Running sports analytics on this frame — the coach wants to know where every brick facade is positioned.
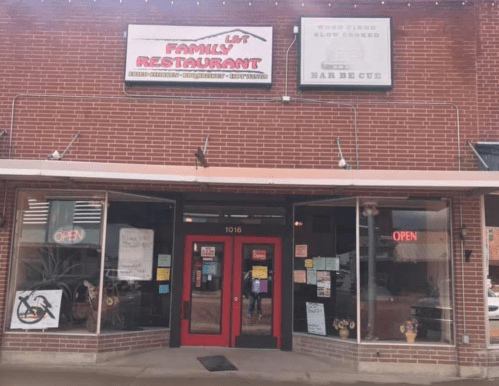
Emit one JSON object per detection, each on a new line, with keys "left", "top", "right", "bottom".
{"left": 0, "top": 0, "right": 498, "bottom": 376}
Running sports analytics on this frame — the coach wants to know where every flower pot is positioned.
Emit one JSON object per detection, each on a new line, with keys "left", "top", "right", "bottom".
{"left": 405, "top": 330, "right": 417, "bottom": 343}
{"left": 339, "top": 327, "right": 350, "bottom": 340}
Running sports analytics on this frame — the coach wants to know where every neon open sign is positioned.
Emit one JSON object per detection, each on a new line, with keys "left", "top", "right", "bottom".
{"left": 392, "top": 231, "right": 418, "bottom": 242}
{"left": 53, "top": 226, "right": 86, "bottom": 245}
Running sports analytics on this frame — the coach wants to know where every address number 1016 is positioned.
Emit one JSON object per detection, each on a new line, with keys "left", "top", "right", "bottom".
{"left": 225, "top": 226, "right": 242, "bottom": 234}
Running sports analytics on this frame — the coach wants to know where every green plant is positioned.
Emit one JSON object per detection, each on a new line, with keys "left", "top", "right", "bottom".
{"left": 22, "top": 247, "right": 82, "bottom": 302}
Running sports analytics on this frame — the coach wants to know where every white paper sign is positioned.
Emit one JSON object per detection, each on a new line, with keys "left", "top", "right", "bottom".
{"left": 307, "top": 268, "right": 317, "bottom": 285}
{"left": 118, "top": 228, "right": 154, "bottom": 280}
{"left": 11, "top": 290, "right": 63, "bottom": 329}
{"left": 158, "top": 254, "right": 171, "bottom": 267}
{"left": 300, "top": 17, "right": 392, "bottom": 89}
{"left": 325, "top": 257, "right": 340, "bottom": 271}
{"left": 313, "top": 257, "right": 326, "bottom": 271}
{"left": 306, "top": 302, "right": 326, "bottom": 336}
{"left": 126, "top": 25, "right": 273, "bottom": 85}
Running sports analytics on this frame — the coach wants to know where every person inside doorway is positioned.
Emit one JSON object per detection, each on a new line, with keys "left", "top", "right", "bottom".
{"left": 244, "top": 270, "right": 262, "bottom": 319}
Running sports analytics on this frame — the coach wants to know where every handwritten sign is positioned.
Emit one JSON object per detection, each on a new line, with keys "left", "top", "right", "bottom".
{"left": 118, "top": 228, "right": 154, "bottom": 281}
{"left": 306, "top": 302, "right": 326, "bottom": 336}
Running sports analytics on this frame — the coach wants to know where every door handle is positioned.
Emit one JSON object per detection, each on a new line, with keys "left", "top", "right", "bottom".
{"left": 234, "top": 297, "right": 239, "bottom": 302}
{"left": 183, "top": 301, "right": 190, "bottom": 319}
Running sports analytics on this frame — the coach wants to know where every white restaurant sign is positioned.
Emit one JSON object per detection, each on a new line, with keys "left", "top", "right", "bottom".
{"left": 125, "top": 25, "right": 273, "bottom": 85}
{"left": 299, "top": 17, "right": 392, "bottom": 89}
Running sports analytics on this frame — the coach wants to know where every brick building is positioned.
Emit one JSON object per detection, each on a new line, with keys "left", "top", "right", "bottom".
{"left": 1, "top": 0, "right": 499, "bottom": 378}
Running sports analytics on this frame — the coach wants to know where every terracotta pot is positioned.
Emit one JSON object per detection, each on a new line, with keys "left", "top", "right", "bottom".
{"left": 405, "top": 330, "right": 417, "bottom": 343}
{"left": 339, "top": 327, "right": 350, "bottom": 340}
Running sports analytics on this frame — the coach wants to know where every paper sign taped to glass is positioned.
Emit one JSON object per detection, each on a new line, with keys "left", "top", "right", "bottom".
{"left": 157, "top": 254, "right": 171, "bottom": 267}
{"left": 325, "top": 257, "right": 339, "bottom": 271}
{"left": 295, "top": 244, "right": 308, "bottom": 258}
{"left": 313, "top": 257, "right": 326, "bottom": 270}
{"left": 156, "top": 268, "right": 170, "bottom": 281}
{"left": 307, "top": 268, "right": 317, "bottom": 285}
{"left": 306, "top": 302, "right": 326, "bottom": 336}
{"left": 201, "top": 246, "right": 216, "bottom": 258}
{"left": 10, "top": 290, "right": 63, "bottom": 329}
{"left": 304, "top": 259, "right": 313, "bottom": 268}
{"left": 159, "top": 284, "right": 170, "bottom": 294}
{"left": 252, "top": 266, "right": 268, "bottom": 279}
{"left": 202, "top": 262, "right": 218, "bottom": 276}
{"left": 118, "top": 228, "right": 154, "bottom": 281}
{"left": 317, "top": 271, "right": 331, "bottom": 298}
{"left": 294, "top": 270, "right": 307, "bottom": 283}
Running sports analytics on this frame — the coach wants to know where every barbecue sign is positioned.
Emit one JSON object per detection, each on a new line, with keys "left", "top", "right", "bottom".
{"left": 10, "top": 290, "right": 63, "bottom": 329}
{"left": 125, "top": 25, "right": 273, "bottom": 85}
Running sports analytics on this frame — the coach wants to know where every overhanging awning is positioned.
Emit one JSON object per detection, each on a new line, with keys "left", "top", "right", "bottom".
{"left": 0, "top": 159, "right": 498, "bottom": 193}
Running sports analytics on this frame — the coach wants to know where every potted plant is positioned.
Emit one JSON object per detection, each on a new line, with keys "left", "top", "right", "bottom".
{"left": 333, "top": 317, "right": 356, "bottom": 340}
{"left": 400, "top": 318, "right": 419, "bottom": 343}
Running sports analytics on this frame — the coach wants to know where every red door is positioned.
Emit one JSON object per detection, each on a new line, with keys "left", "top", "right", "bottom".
{"left": 180, "top": 235, "right": 282, "bottom": 348}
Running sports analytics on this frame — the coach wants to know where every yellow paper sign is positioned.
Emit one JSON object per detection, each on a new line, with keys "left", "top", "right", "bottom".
{"left": 304, "top": 259, "right": 313, "bottom": 268}
{"left": 252, "top": 266, "right": 268, "bottom": 279}
{"left": 157, "top": 268, "right": 170, "bottom": 281}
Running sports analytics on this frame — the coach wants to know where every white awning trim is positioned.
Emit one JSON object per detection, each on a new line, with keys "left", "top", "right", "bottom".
{"left": 0, "top": 159, "right": 498, "bottom": 190}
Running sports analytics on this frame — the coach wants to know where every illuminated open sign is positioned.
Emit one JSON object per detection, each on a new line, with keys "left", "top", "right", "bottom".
{"left": 53, "top": 226, "right": 86, "bottom": 245}
{"left": 392, "top": 231, "right": 418, "bottom": 242}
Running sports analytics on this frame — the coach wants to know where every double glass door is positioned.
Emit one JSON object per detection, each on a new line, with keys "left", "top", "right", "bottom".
{"left": 180, "top": 235, "right": 282, "bottom": 348}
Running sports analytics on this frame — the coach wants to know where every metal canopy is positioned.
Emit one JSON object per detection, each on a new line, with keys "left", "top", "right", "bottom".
{"left": 0, "top": 159, "right": 498, "bottom": 192}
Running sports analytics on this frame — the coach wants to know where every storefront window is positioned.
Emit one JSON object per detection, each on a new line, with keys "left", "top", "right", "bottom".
{"left": 6, "top": 191, "right": 104, "bottom": 333}
{"left": 293, "top": 200, "right": 357, "bottom": 340}
{"left": 101, "top": 195, "right": 174, "bottom": 332}
{"left": 485, "top": 195, "right": 499, "bottom": 345}
{"left": 5, "top": 190, "right": 175, "bottom": 335}
{"left": 359, "top": 200, "right": 453, "bottom": 344}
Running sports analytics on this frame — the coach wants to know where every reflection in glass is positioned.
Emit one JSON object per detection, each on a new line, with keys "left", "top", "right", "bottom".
{"left": 485, "top": 193, "right": 499, "bottom": 345}
{"left": 359, "top": 202, "right": 453, "bottom": 343}
{"left": 189, "top": 243, "right": 224, "bottom": 334}
{"left": 241, "top": 244, "right": 273, "bottom": 335}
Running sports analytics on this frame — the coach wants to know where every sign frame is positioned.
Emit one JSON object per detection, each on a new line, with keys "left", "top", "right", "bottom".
{"left": 125, "top": 24, "right": 274, "bottom": 87}
{"left": 298, "top": 16, "right": 393, "bottom": 91}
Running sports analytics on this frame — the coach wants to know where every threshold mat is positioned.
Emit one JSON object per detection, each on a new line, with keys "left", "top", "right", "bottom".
{"left": 197, "top": 355, "right": 238, "bottom": 372}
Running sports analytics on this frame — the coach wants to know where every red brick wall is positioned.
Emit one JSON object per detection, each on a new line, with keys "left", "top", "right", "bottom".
{"left": 0, "top": 1, "right": 480, "bottom": 170}
{"left": 477, "top": 1, "right": 499, "bottom": 142}
{"left": 293, "top": 333, "right": 359, "bottom": 366}
{"left": 1, "top": 330, "right": 169, "bottom": 356}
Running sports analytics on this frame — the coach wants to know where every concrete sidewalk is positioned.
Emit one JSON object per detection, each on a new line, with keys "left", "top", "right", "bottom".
{"left": 0, "top": 347, "right": 462, "bottom": 385}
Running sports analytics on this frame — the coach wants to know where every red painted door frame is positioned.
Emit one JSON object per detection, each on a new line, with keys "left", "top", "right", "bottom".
{"left": 231, "top": 236, "right": 282, "bottom": 348}
{"left": 180, "top": 235, "right": 233, "bottom": 346}
{"left": 180, "top": 235, "right": 282, "bottom": 348}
